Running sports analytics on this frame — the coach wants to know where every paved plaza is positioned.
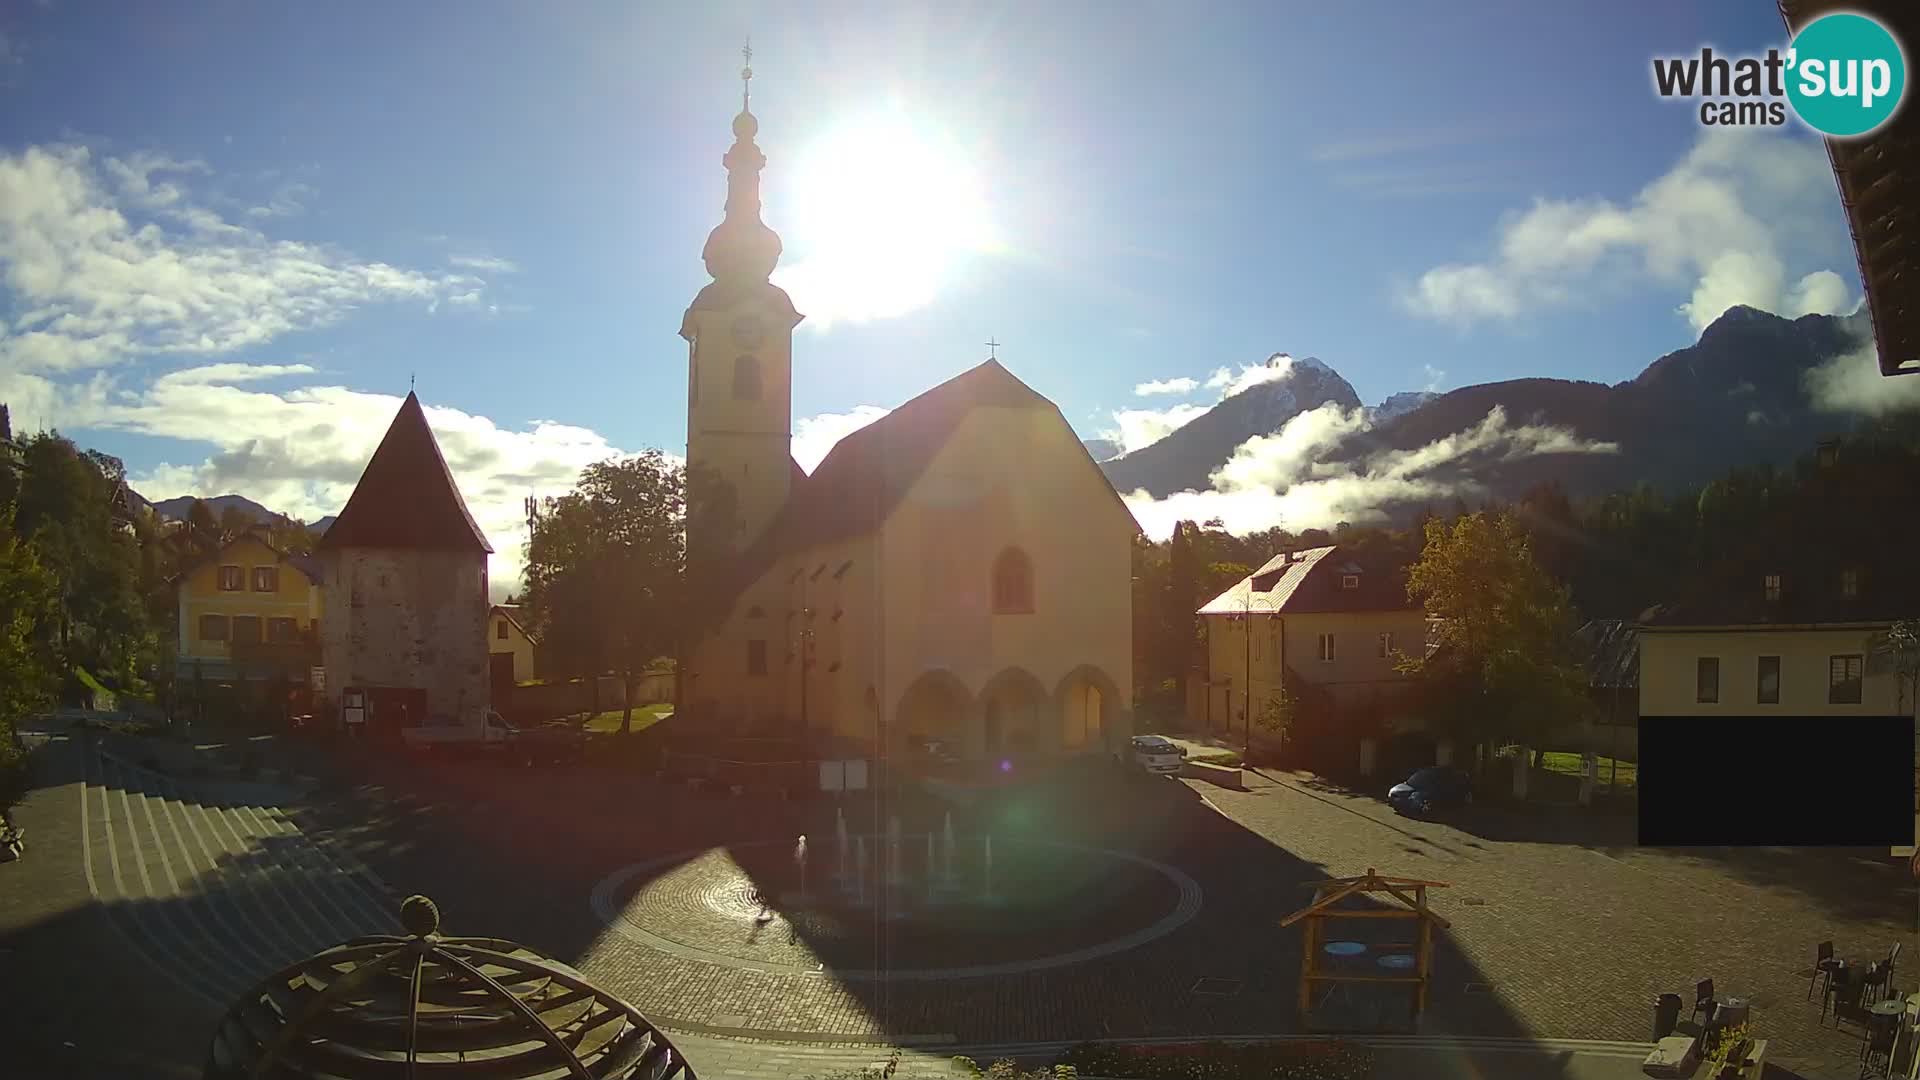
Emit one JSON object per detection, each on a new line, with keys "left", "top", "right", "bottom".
{"left": 2, "top": 726, "right": 1914, "bottom": 1079}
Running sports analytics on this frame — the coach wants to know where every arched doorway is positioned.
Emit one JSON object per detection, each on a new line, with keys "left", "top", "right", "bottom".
{"left": 1055, "top": 665, "right": 1124, "bottom": 755}
{"left": 895, "top": 671, "right": 970, "bottom": 757}
{"left": 980, "top": 668, "right": 1048, "bottom": 757}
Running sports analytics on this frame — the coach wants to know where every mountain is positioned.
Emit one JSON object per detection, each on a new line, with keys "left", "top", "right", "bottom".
{"left": 1081, "top": 438, "right": 1121, "bottom": 463}
{"left": 1100, "top": 354, "right": 1365, "bottom": 495}
{"left": 141, "top": 493, "right": 327, "bottom": 531}
{"left": 1099, "top": 307, "right": 1877, "bottom": 516}
{"left": 1370, "top": 391, "right": 1438, "bottom": 424}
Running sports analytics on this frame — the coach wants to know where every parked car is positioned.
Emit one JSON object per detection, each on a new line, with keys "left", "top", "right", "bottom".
{"left": 1130, "top": 735, "right": 1187, "bottom": 777}
{"left": 1387, "top": 766, "right": 1475, "bottom": 817}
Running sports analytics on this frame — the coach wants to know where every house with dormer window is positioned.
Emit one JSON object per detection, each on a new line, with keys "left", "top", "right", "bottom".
{"left": 1193, "top": 545, "right": 1425, "bottom": 742}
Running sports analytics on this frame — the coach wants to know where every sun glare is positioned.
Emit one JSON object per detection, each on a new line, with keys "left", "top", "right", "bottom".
{"left": 775, "top": 107, "right": 999, "bottom": 327}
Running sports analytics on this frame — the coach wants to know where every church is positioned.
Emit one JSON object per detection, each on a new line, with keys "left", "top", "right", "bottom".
{"left": 679, "top": 62, "right": 1137, "bottom": 763}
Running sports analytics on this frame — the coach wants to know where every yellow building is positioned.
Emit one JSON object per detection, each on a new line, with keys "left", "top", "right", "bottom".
{"left": 1196, "top": 546, "right": 1427, "bottom": 750}
{"left": 678, "top": 73, "right": 1137, "bottom": 761}
{"left": 174, "top": 527, "right": 324, "bottom": 682}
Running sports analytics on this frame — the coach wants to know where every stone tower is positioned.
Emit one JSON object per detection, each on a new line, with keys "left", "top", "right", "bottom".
{"left": 680, "top": 45, "right": 804, "bottom": 564}
{"left": 315, "top": 392, "right": 493, "bottom": 731}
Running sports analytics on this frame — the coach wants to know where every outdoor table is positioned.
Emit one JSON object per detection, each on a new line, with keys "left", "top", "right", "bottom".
{"left": 1319, "top": 942, "right": 1367, "bottom": 1010}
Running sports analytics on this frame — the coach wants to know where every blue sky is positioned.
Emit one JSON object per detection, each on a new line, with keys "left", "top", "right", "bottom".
{"left": 0, "top": 0, "right": 1885, "bottom": 591}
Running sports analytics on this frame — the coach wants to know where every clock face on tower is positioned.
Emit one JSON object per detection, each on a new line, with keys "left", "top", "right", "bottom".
{"left": 731, "top": 315, "right": 765, "bottom": 349}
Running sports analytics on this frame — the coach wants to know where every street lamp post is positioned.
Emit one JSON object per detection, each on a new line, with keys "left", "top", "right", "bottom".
{"left": 1244, "top": 589, "right": 1253, "bottom": 758}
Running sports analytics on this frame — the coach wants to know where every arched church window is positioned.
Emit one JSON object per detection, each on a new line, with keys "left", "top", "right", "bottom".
{"left": 733, "top": 355, "right": 761, "bottom": 400}
{"left": 992, "top": 547, "right": 1034, "bottom": 614}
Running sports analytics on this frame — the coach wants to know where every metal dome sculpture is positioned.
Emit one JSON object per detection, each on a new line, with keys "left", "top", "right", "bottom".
{"left": 206, "top": 895, "right": 697, "bottom": 1079}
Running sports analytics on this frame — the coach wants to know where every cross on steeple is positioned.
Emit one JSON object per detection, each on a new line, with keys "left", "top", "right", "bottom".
{"left": 741, "top": 39, "right": 753, "bottom": 112}
{"left": 985, "top": 338, "right": 1001, "bottom": 360}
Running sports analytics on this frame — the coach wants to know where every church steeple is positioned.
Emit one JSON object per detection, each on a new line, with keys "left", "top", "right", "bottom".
{"left": 700, "top": 41, "right": 783, "bottom": 286}
{"left": 681, "top": 46, "right": 802, "bottom": 562}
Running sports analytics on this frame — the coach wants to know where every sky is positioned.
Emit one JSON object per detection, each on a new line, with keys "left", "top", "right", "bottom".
{"left": 0, "top": 0, "right": 1899, "bottom": 598}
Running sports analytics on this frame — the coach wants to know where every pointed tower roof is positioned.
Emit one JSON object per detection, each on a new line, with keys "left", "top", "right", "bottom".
{"left": 318, "top": 392, "right": 493, "bottom": 553}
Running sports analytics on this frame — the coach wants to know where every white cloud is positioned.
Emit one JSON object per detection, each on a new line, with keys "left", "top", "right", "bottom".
{"left": 1122, "top": 403, "right": 1618, "bottom": 541}
{"left": 449, "top": 253, "right": 518, "bottom": 273}
{"left": 246, "top": 180, "right": 315, "bottom": 219}
{"left": 0, "top": 143, "right": 483, "bottom": 373}
{"left": 1105, "top": 354, "right": 1313, "bottom": 455}
{"left": 1207, "top": 355, "right": 1298, "bottom": 398}
{"left": 792, "top": 405, "right": 890, "bottom": 473}
{"left": 1106, "top": 403, "right": 1210, "bottom": 454}
{"left": 4, "top": 368, "right": 629, "bottom": 603}
{"left": 1806, "top": 338, "right": 1920, "bottom": 416}
{"left": 1134, "top": 376, "right": 1198, "bottom": 396}
{"left": 154, "top": 362, "right": 317, "bottom": 387}
{"left": 1421, "top": 363, "right": 1447, "bottom": 392}
{"left": 1403, "top": 128, "right": 1856, "bottom": 333}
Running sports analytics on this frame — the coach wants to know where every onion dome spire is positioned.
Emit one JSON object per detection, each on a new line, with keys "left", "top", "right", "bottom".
{"left": 702, "top": 40, "right": 782, "bottom": 284}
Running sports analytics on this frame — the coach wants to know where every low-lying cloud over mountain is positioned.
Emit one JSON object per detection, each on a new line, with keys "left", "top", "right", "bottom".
{"left": 1111, "top": 306, "right": 1897, "bottom": 541}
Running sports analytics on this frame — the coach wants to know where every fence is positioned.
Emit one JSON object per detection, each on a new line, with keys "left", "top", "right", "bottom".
{"left": 660, "top": 747, "right": 814, "bottom": 793}
{"left": 505, "top": 673, "right": 671, "bottom": 719}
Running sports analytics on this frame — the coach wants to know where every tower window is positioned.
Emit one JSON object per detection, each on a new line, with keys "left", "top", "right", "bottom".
{"left": 733, "top": 355, "right": 762, "bottom": 400}
{"left": 992, "top": 548, "right": 1034, "bottom": 614}
{"left": 1763, "top": 574, "right": 1782, "bottom": 602}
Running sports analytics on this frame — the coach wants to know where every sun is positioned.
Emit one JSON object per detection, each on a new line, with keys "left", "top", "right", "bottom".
{"left": 775, "top": 106, "right": 1000, "bottom": 327}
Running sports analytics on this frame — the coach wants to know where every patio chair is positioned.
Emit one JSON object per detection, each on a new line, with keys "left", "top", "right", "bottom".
{"left": 1859, "top": 1007, "right": 1899, "bottom": 1078}
{"left": 1813, "top": 940, "right": 1844, "bottom": 1001}
{"left": 1689, "top": 978, "right": 1717, "bottom": 1029}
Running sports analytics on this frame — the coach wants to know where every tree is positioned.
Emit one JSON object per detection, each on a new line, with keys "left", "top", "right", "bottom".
{"left": 1399, "top": 510, "right": 1591, "bottom": 761}
{"left": 1871, "top": 619, "right": 1920, "bottom": 718}
{"left": 12, "top": 433, "right": 148, "bottom": 687}
{"left": 0, "top": 532, "right": 57, "bottom": 810}
{"left": 525, "top": 452, "right": 686, "bottom": 735}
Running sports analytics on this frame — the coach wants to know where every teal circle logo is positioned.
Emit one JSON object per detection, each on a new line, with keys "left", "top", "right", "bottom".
{"left": 1786, "top": 13, "right": 1907, "bottom": 137}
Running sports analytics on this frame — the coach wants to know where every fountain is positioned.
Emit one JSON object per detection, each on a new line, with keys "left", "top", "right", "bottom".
{"left": 942, "top": 812, "right": 956, "bottom": 885}
{"left": 794, "top": 835, "right": 808, "bottom": 900}
{"left": 853, "top": 837, "right": 868, "bottom": 906}
{"left": 835, "top": 809, "right": 849, "bottom": 883}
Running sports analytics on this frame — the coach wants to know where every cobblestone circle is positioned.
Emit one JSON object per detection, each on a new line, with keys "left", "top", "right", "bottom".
{"left": 591, "top": 837, "right": 1205, "bottom": 981}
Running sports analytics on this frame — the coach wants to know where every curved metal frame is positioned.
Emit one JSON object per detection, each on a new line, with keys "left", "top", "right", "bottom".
{"left": 208, "top": 931, "right": 696, "bottom": 1079}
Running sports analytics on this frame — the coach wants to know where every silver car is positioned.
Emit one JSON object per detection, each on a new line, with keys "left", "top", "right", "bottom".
{"left": 1130, "top": 735, "right": 1186, "bottom": 776}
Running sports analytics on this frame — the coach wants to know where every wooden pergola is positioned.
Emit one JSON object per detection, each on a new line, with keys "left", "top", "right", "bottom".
{"left": 1278, "top": 868, "right": 1451, "bottom": 1026}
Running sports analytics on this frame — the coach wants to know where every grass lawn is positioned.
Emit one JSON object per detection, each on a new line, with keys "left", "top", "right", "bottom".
{"left": 1538, "top": 750, "right": 1637, "bottom": 788}
{"left": 581, "top": 703, "right": 673, "bottom": 735}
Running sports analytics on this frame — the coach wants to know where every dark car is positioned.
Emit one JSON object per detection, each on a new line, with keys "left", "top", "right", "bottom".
{"left": 1387, "top": 766, "right": 1475, "bottom": 817}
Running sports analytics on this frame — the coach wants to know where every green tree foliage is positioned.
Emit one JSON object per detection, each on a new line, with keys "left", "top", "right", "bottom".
{"left": 11, "top": 433, "right": 150, "bottom": 689}
{"left": 1401, "top": 510, "right": 1591, "bottom": 751}
{"left": 0, "top": 533, "right": 57, "bottom": 810}
{"left": 524, "top": 451, "right": 686, "bottom": 734}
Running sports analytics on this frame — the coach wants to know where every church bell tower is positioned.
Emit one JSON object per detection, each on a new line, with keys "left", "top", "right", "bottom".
{"left": 680, "top": 44, "right": 804, "bottom": 562}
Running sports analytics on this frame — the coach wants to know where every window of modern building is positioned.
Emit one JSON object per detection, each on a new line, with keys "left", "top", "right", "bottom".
{"left": 1318, "top": 633, "right": 1335, "bottom": 663}
{"left": 1763, "top": 574, "right": 1782, "bottom": 603}
{"left": 1696, "top": 657, "right": 1720, "bottom": 704}
{"left": 1829, "top": 654, "right": 1864, "bottom": 705}
{"left": 252, "top": 566, "right": 279, "bottom": 592}
{"left": 1756, "top": 655, "right": 1780, "bottom": 705}
{"left": 497, "top": 619, "right": 509, "bottom": 640}
{"left": 218, "top": 565, "right": 244, "bottom": 591}
{"left": 1377, "top": 631, "right": 1394, "bottom": 659}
